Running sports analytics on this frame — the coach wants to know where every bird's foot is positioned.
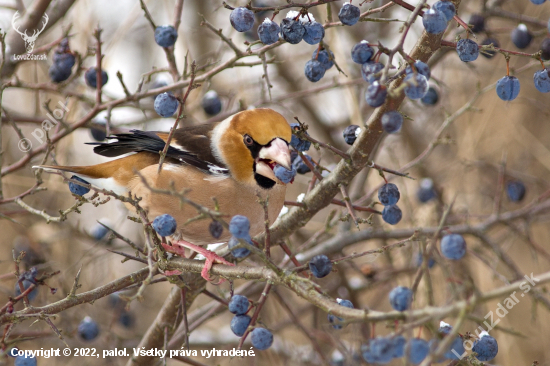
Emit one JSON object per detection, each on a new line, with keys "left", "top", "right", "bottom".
{"left": 163, "top": 240, "right": 234, "bottom": 283}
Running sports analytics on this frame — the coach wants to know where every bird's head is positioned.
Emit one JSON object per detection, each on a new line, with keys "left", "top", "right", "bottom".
{"left": 212, "top": 108, "right": 292, "bottom": 189}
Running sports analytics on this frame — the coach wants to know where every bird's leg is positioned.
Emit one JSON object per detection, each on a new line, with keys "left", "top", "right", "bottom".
{"left": 162, "top": 240, "right": 234, "bottom": 283}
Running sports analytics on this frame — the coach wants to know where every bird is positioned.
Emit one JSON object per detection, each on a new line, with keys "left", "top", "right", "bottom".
{"left": 35, "top": 108, "right": 292, "bottom": 281}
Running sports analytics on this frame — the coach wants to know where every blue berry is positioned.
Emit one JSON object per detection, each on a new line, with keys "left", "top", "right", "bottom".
{"left": 382, "top": 205, "right": 402, "bottom": 225}
{"left": 209, "top": 220, "right": 223, "bottom": 239}
{"left": 472, "top": 333, "right": 498, "bottom": 361}
{"left": 469, "top": 14, "right": 485, "bottom": 33}
{"left": 444, "top": 335, "right": 466, "bottom": 360}
{"left": 405, "top": 60, "right": 431, "bottom": 80}
{"left": 404, "top": 74, "right": 429, "bottom": 100}
{"left": 69, "top": 175, "right": 90, "bottom": 196}
{"left": 85, "top": 67, "right": 108, "bottom": 88}
{"left": 309, "top": 254, "right": 332, "bottom": 278}
{"left": 433, "top": 1, "right": 456, "bottom": 21}
{"left": 154, "top": 25, "right": 178, "bottom": 47}
{"left": 154, "top": 92, "right": 179, "bottom": 117}
{"left": 496, "top": 75, "right": 520, "bottom": 101}
{"left": 415, "top": 252, "right": 436, "bottom": 268}
{"left": 480, "top": 37, "right": 500, "bottom": 59}
{"left": 230, "top": 314, "right": 251, "bottom": 336}
{"left": 327, "top": 298, "right": 354, "bottom": 329}
{"left": 365, "top": 81, "right": 387, "bottom": 107}
{"left": 290, "top": 123, "right": 311, "bottom": 151}
{"left": 152, "top": 214, "right": 177, "bottom": 237}
{"left": 78, "top": 316, "right": 100, "bottom": 341}
{"left": 531, "top": 0, "right": 546, "bottom": 4}
{"left": 438, "top": 321, "right": 452, "bottom": 334}
{"left": 511, "top": 24, "right": 532, "bottom": 49}
{"left": 8, "top": 347, "right": 19, "bottom": 357}
{"left": 361, "top": 61, "right": 384, "bottom": 83}
{"left": 202, "top": 90, "right": 222, "bottom": 115}
{"left": 456, "top": 39, "right": 479, "bottom": 62}
{"left": 228, "top": 294, "right": 249, "bottom": 315}
{"left": 274, "top": 164, "right": 297, "bottom": 183}
{"left": 389, "top": 286, "right": 413, "bottom": 311}
{"left": 49, "top": 53, "right": 75, "bottom": 83}
{"left": 280, "top": 18, "right": 305, "bottom": 44}
{"left": 440, "top": 234, "right": 466, "bottom": 260}
{"left": 292, "top": 154, "right": 314, "bottom": 174}
{"left": 351, "top": 41, "right": 374, "bottom": 64}
{"left": 338, "top": 3, "right": 361, "bottom": 26}
{"left": 312, "top": 48, "right": 334, "bottom": 70}
{"left": 90, "top": 220, "right": 110, "bottom": 240}
{"left": 303, "top": 21, "right": 325, "bottom": 44}
{"left": 421, "top": 87, "right": 439, "bottom": 105}
{"left": 362, "top": 337, "right": 394, "bottom": 364}
{"left": 391, "top": 335, "right": 406, "bottom": 358}
{"left": 417, "top": 178, "right": 437, "bottom": 202}
{"left": 304, "top": 59, "right": 326, "bottom": 82}
{"left": 541, "top": 37, "right": 550, "bottom": 60}
{"left": 257, "top": 19, "right": 280, "bottom": 45}
{"left": 378, "top": 183, "right": 400, "bottom": 206}
{"left": 381, "top": 111, "right": 403, "bottom": 133}
{"left": 405, "top": 338, "right": 429, "bottom": 365}
{"left": 506, "top": 180, "right": 526, "bottom": 201}
{"left": 229, "top": 215, "right": 250, "bottom": 239}
{"left": 119, "top": 311, "right": 134, "bottom": 328}
{"left": 14, "top": 354, "right": 36, "bottom": 366}
{"left": 534, "top": 69, "right": 550, "bottom": 92}
{"left": 251, "top": 327, "right": 273, "bottom": 350}
{"left": 343, "top": 125, "right": 361, "bottom": 145}
{"left": 14, "top": 280, "right": 38, "bottom": 301}
{"left": 422, "top": 8, "right": 448, "bottom": 34}
{"left": 228, "top": 236, "right": 251, "bottom": 258}
{"left": 90, "top": 118, "right": 108, "bottom": 141}
{"left": 230, "top": 7, "right": 255, "bottom": 32}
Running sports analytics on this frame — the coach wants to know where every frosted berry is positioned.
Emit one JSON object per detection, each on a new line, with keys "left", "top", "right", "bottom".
{"left": 440, "top": 234, "right": 466, "bottom": 260}
{"left": 496, "top": 76, "right": 520, "bottom": 101}
{"left": 506, "top": 180, "right": 526, "bottom": 201}
{"left": 230, "top": 314, "right": 251, "bottom": 336}
{"left": 433, "top": 1, "right": 456, "bottom": 21}
{"left": 274, "top": 164, "right": 297, "bottom": 183}
{"left": 404, "top": 73, "right": 429, "bottom": 100}
{"left": 351, "top": 41, "right": 374, "bottom": 64}
{"left": 303, "top": 21, "right": 325, "bottom": 44}
{"left": 405, "top": 60, "right": 430, "bottom": 80}
{"left": 78, "top": 316, "right": 100, "bottom": 341}
{"left": 343, "top": 125, "right": 361, "bottom": 145}
{"left": 338, "top": 3, "right": 361, "bottom": 26}
{"left": 312, "top": 48, "right": 334, "bottom": 70}
{"left": 153, "top": 214, "right": 177, "bottom": 236}
{"left": 327, "top": 298, "right": 354, "bottom": 329}
{"left": 69, "top": 175, "right": 90, "bottom": 196}
{"left": 228, "top": 236, "right": 251, "bottom": 258}
{"left": 251, "top": 328, "right": 273, "bottom": 350}
{"left": 230, "top": 7, "right": 255, "bottom": 32}
{"left": 309, "top": 254, "right": 332, "bottom": 278}
{"left": 229, "top": 215, "right": 250, "bottom": 239}
{"left": 382, "top": 205, "right": 402, "bottom": 225}
{"left": 511, "top": 24, "right": 532, "bottom": 49}
{"left": 456, "top": 39, "right": 479, "bottom": 62}
{"left": 280, "top": 18, "right": 305, "bottom": 44}
{"left": 381, "top": 111, "right": 403, "bottom": 133}
{"left": 361, "top": 61, "right": 384, "bottom": 83}
{"left": 389, "top": 286, "right": 413, "bottom": 311}
{"left": 378, "top": 183, "right": 400, "bottom": 206}
{"left": 257, "top": 18, "right": 280, "bottom": 45}
{"left": 472, "top": 332, "right": 498, "bottom": 361}
{"left": 534, "top": 69, "right": 550, "bottom": 92}
{"left": 154, "top": 92, "right": 179, "bottom": 117}
{"left": 365, "top": 81, "right": 387, "bottom": 107}
{"left": 228, "top": 295, "right": 249, "bottom": 315}
{"left": 154, "top": 25, "right": 178, "bottom": 47}
{"left": 202, "top": 90, "right": 222, "bottom": 116}
{"left": 304, "top": 59, "right": 326, "bottom": 82}
{"left": 422, "top": 8, "right": 448, "bottom": 34}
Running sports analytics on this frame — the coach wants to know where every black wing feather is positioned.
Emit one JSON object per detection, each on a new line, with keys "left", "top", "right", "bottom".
{"left": 87, "top": 130, "right": 229, "bottom": 176}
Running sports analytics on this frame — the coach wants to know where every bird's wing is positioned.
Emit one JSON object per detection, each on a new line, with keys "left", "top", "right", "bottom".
{"left": 87, "top": 124, "right": 229, "bottom": 176}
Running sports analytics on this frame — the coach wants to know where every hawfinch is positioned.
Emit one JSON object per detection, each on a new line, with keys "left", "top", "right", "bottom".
{"left": 36, "top": 108, "right": 292, "bottom": 280}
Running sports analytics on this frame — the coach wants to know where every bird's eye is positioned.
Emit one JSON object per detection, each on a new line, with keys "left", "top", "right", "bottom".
{"left": 243, "top": 135, "right": 254, "bottom": 146}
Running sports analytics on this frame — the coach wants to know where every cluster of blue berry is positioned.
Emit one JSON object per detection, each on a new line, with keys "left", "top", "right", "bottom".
{"left": 228, "top": 294, "right": 273, "bottom": 350}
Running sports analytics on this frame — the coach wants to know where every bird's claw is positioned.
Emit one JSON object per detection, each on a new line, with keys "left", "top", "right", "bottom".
{"left": 162, "top": 241, "right": 234, "bottom": 283}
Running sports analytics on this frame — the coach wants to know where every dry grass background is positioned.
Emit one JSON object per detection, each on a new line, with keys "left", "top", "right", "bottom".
{"left": 1, "top": 0, "right": 550, "bottom": 365}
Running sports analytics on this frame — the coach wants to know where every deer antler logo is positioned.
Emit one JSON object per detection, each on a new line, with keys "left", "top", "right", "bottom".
{"left": 12, "top": 11, "right": 49, "bottom": 54}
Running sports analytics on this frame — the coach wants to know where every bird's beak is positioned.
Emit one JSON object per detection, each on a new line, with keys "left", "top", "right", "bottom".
{"left": 255, "top": 138, "right": 291, "bottom": 182}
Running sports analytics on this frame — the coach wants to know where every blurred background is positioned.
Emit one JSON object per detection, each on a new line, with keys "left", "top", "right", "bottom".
{"left": 1, "top": 0, "right": 550, "bottom": 365}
